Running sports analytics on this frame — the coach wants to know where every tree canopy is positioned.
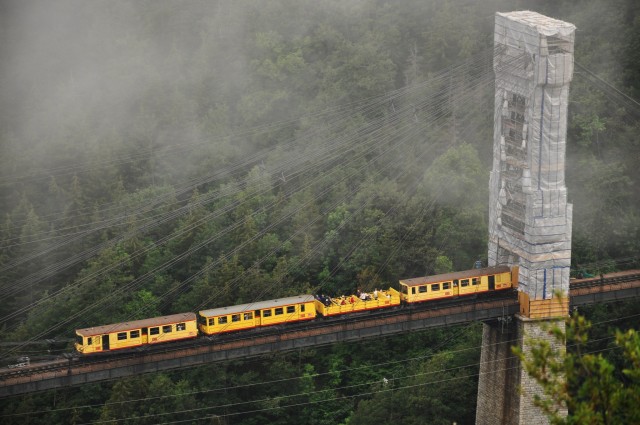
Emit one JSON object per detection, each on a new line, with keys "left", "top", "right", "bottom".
{"left": 515, "top": 312, "right": 640, "bottom": 425}
{"left": 0, "top": 0, "right": 639, "bottom": 423}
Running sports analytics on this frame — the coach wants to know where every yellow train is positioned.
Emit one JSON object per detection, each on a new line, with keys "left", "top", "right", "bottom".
{"left": 314, "top": 288, "right": 401, "bottom": 317}
{"left": 75, "top": 313, "right": 198, "bottom": 355}
{"left": 74, "top": 266, "right": 517, "bottom": 354}
{"left": 198, "top": 295, "right": 317, "bottom": 335}
{"left": 399, "top": 265, "right": 516, "bottom": 303}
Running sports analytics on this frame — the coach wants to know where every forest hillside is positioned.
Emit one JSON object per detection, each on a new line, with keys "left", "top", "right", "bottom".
{"left": 1, "top": 1, "right": 639, "bottom": 424}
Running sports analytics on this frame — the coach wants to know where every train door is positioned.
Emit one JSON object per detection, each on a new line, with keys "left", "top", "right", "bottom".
{"left": 102, "top": 335, "right": 110, "bottom": 351}
{"left": 488, "top": 275, "right": 495, "bottom": 291}
{"left": 141, "top": 327, "right": 148, "bottom": 344}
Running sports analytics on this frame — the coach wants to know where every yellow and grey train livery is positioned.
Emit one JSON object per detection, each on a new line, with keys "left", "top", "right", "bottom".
{"left": 75, "top": 312, "right": 198, "bottom": 354}
{"left": 74, "top": 267, "right": 523, "bottom": 356}
{"left": 399, "top": 266, "right": 517, "bottom": 303}
{"left": 198, "top": 294, "right": 316, "bottom": 335}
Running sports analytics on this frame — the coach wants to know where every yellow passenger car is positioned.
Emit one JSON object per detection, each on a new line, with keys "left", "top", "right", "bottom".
{"left": 399, "top": 266, "right": 516, "bottom": 304}
{"left": 198, "top": 295, "right": 316, "bottom": 335}
{"left": 314, "top": 288, "right": 401, "bottom": 316}
{"left": 75, "top": 312, "right": 198, "bottom": 354}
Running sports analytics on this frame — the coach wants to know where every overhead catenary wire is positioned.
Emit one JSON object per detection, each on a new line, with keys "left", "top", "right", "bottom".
{"left": 0, "top": 44, "right": 492, "bottom": 242}
{"left": 70, "top": 48, "right": 600, "bottom": 338}
{"left": 1, "top": 5, "right": 636, "bottom": 418}
{"left": 1, "top": 325, "right": 479, "bottom": 418}
{"left": 574, "top": 61, "right": 640, "bottom": 115}
{"left": 1, "top": 49, "right": 504, "bottom": 354}
{"left": 5, "top": 44, "right": 637, "bottom": 282}
{"left": 93, "top": 308, "right": 640, "bottom": 422}
{"left": 0, "top": 47, "right": 520, "bottom": 358}
{"left": 27, "top": 334, "right": 633, "bottom": 423}
{"left": 156, "top": 66, "right": 500, "bottom": 331}
{"left": 0, "top": 47, "right": 492, "bottom": 248}
{"left": 153, "top": 345, "right": 627, "bottom": 425}
{"left": 2, "top": 77, "right": 456, "bottom": 345}
{"left": 4, "top": 309, "right": 638, "bottom": 420}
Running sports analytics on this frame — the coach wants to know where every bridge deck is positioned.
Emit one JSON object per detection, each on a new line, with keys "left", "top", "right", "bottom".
{"left": 1, "top": 270, "right": 639, "bottom": 398}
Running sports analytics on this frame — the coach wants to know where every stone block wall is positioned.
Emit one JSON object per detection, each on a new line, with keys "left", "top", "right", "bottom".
{"left": 476, "top": 317, "right": 567, "bottom": 425}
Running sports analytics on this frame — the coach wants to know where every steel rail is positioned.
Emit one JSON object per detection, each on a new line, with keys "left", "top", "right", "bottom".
{"left": 1, "top": 269, "right": 639, "bottom": 398}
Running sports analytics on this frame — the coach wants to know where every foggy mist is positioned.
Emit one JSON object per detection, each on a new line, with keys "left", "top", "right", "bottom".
{"left": 0, "top": 0, "right": 639, "bottom": 422}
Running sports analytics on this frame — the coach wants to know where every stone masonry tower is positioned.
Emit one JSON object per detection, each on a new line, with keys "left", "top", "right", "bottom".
{"left": 476, "top": 11, "right": 575, "bottom": 424}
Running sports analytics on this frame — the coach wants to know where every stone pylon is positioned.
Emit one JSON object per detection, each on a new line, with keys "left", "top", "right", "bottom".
{"left": 476, "top": 11, "right": 575, "bottom": 425}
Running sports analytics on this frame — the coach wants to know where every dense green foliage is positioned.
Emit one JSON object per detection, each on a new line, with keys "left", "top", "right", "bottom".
{"left": 1, "top": 0, "right": 639, "bottom": 423}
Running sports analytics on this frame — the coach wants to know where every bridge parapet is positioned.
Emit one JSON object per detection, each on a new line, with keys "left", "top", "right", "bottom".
{"left": 518, "top": 291, "right": 568, "bottom": 319}
{"left": 1, "top": 272, "right": 639, "bottom": 399}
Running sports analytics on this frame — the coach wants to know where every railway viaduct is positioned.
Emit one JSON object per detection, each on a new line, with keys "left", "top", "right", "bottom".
{"left": 1, "top": 272, "right": 640, "bottom": 399}
{"left": 0, "top": 12, "right": 633, "bottom": 425}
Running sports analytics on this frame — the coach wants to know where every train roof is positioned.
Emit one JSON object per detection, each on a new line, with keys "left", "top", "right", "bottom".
{"left": 199, "top": 294, "right": 315, "bottom": 317}
{"left": 76, "top": 312, "right": 196, "bottom": 337}
{"left": 399, "top": 266, "right": 511, "bottom": 287}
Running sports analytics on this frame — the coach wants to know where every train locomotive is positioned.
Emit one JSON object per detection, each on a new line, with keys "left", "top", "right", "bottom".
{"left": 74, "top": 266, "right": 517, "bottom": 354}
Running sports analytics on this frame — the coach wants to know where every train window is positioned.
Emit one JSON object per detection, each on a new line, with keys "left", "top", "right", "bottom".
{"left": 461, "top": 279, "right": 469, "bottom": 287}
{"left": 163, "top": 325, "right": 172, "bottom": 333}
{"left": 208, "top": 318, "right": 215, "bottom": 326}
{"left": 150, "top": 327, "right": 160, "bottom": 335}
{"left": 412, "top": 287, "right": 416, "bottom": 294}
{"left": 218, "top": 317, "right": 228, "bottom": 325}
{"left": 401, "top": 285, "right": 408, "bottom": 294}
{"left": 255, "top": 310, "right": 261, "bottom": 317}
{"left": 443, "top": 282, "right": 451, "bottom": 290}
{"left": 418, "top": 286, "right": 427, "bottom": 293}
{"left": 287, "top": 306, "right": 295, "bottom": 314}
{"left": 472, "top": 278, "right": 479, "bottom": 285}
{"left": 232, "top": 314, "right": 241, "bottom": 322}
{"left": 244, "top": 312, "right": 253, "bottom": 320}
{"left": 87, "top": 337, "right": 92, "bottom": 345}
{"left": 263, "top": 310, "right": 272, "bottom": 318}
{"left": 453, "top": 280, "right": 458, "bottom": 287}
{"left": 177, "top": 323, "right": 186, "bottom": 331}
{"left": 76, "top": 335, "right": 83, "bottom": 345}
{"left": 117, "top": 332, "right": 127, "bottom": 340}
{"left": 301, "top": 304, "right": 306, "bottom": 312}
{"left": 431, "top": 283, "right": 440, "bottom": 291}
{"left": 275, "top": 308, "right": 283, "bottom": 315}
{"left": 130, "top": 330, "right": 140, "bottom": 339}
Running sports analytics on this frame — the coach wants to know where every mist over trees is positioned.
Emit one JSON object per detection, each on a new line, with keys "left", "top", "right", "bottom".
{"left": 1, "top": 0, "right": 639, "bottom": 423}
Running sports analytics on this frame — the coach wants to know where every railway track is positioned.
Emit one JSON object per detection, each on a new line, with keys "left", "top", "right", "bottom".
{"left": 1, "top": 269, "right": 638, "bottom": 394}
{"left": 0, "top": 290, "right": 518, "bottom": 381}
